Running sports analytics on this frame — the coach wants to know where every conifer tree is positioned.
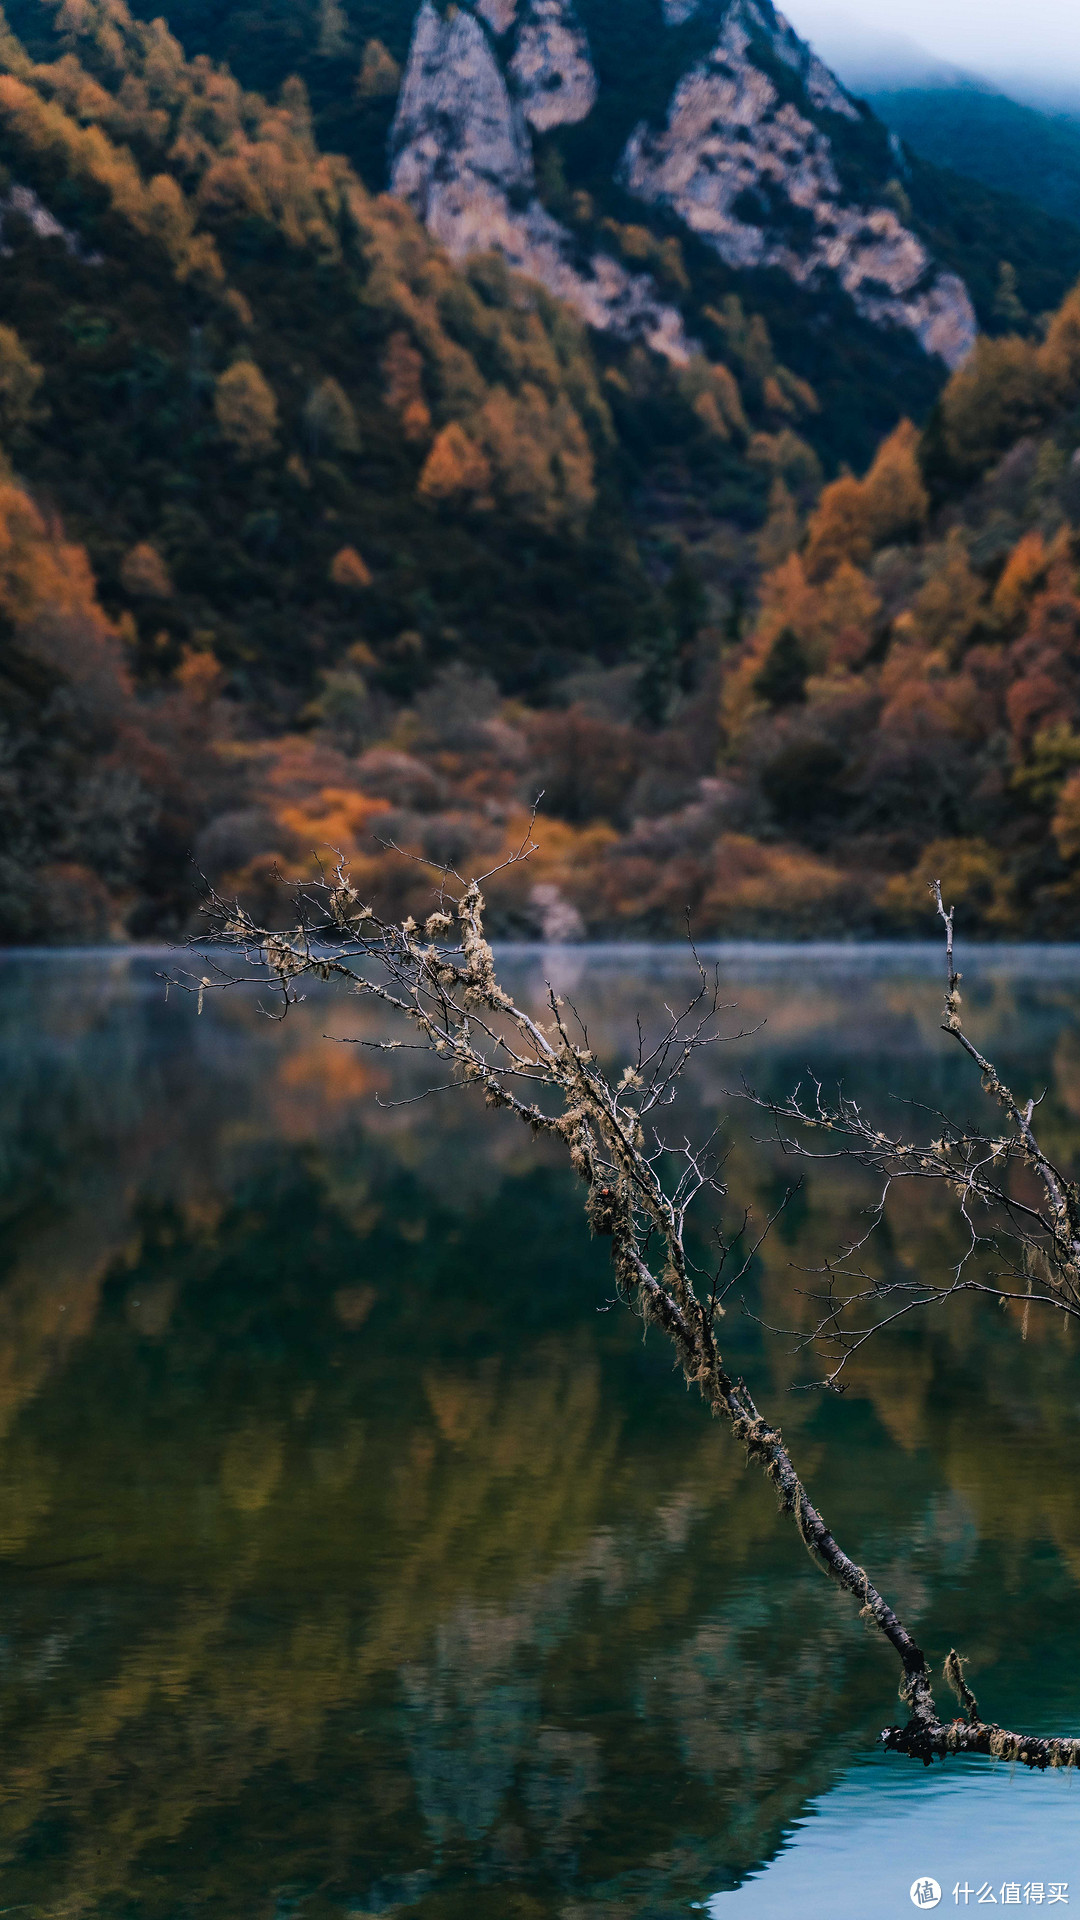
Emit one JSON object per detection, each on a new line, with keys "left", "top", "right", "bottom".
{"left": 303, "top": 377, "right": 360, "bottom": 457}
{"left": 214, "top": 361, "right": 278, "bottom": 461}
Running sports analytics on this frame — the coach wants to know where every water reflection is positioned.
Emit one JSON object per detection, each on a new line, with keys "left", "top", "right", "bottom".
{"left": 0, "top": 949, "right": 1078, "bottom": 1917}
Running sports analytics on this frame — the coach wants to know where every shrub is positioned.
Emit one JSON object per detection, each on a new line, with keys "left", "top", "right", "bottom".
{"left": 303, "top": 377, "right": 360, "bottom": 456}
{"left": 120, "top": 542, "right": 172, "bottom": 597}
{"left": 329, "top": 546, "right": 372, "bottom": 590}
{"left": 214, "top": 360, "right": 278, "bottom": 460}
{"left": 0, "top": 325, "right": 43, "bottom": 440}
{"left": 879, "top": 838, "right": 1016, "bottom": 928}
{"left": 417, "top": 423, "right": 492, "bottom": 509}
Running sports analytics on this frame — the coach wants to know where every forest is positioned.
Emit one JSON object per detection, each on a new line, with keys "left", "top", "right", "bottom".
{"left": 4, "top": 0, "right": 1080, "bottom": 937}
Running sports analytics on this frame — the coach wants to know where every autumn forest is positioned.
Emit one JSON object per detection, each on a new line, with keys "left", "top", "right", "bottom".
{"left": 6, "top": 0, "right": 1080, "bottom": 939}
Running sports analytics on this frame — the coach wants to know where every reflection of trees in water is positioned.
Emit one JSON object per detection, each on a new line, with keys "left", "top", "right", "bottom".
{"left": 0, "top": 1409, "right": 1018, "bottom": 1917}
{"left": 0, "top": 956, "right": 1078, "bottom": 1913}
{"left": 385, "top": 1478, "right": 993, "bottom": 1912}
{"left": 0, "top": 1333, "right": 894, "bottom": 1915}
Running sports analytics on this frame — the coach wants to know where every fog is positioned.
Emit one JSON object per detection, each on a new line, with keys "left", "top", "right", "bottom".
{"left": 782, "top": 0, "right": 1080, "bottom": 111}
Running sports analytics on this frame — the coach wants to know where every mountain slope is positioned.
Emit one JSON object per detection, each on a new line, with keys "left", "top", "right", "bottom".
{"left": 864, "top": 86, "right": 1080, "bottom": 230}
{"left": 74, "top": 0, "right": 1080, "bottom": 460}
{"left": 706, "top": 288, "right": 1080, "bottom": 936}
{"left": 0, "top": 0, "right": 680, "bottom": 712}
{"left": 211, "top": 276, "right": 1080, "bottom": 943}
{"left": 14, "top": 247, "right": 1080, "bottom": 942}
{"left": 5, "top": 0, "right": 1080, "bottom": 937}
{"left": 3, "top": 0, "right": 1074, "bottom": 733}
{"left": 787, "top": 10, "right": 1080, "bottom": 231}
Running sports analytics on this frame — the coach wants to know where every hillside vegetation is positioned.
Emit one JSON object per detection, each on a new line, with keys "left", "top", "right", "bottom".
{"left": 0, "top": 0, "right": 660, "bottom": 702}
{"left": 85, "top": 0, "right": 1080, "bottom": 469}
{"left": 866, "top": 84, "right": 1080, "bottom": 228}
{"left": 4, "top": 0, "right": 1080, "bottom": 938}
{"left": 12, "top": 267, "right": 1080, "bottom": 940}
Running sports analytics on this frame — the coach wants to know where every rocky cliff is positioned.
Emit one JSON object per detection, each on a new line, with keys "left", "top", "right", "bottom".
{"left": 390, "top": 0, "right": 976, "bottom": 370}
{"left": 390, "top": 0, "right": 691, "bottom": 360}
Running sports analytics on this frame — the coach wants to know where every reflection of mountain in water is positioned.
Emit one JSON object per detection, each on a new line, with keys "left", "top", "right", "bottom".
{"left": 0, "top": 952, "right": 1078, "bottom": 1915}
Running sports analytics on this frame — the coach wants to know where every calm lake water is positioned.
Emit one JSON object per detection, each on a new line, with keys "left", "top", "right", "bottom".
{"left": 1, "top": 945, "right": 1079, "bottom": 1918}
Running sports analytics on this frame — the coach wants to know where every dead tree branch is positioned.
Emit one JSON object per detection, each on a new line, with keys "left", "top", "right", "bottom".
{"left": 740, "top": 882, "right": 1080, "bottom": 1397}
{"left": 167, "top": 860, "right": 1080, "bottom": 1773}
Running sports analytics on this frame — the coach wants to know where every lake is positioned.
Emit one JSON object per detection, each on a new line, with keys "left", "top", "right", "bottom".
{"left": 0, "top": 945, "right": 1078, "bottom": 1918}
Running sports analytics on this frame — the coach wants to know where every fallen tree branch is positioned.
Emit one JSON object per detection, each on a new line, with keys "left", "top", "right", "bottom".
{"left": 167, "top": 856, "right": 1080, "bottom": 1770}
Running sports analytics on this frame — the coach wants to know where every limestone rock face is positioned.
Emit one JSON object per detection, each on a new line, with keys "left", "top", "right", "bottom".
{"left": 741, "top": 0, "right": 861, "bottom": 121}
{"left": 511, "top": 0, "right": 597, "bottom": 131}
{"left": 0, "top": 183, "right": 95, "bottom": 258}
{"left": 390, "top": 0, "right": 976, "bottom": 372}
{"left": 476, "top": 0, "right": 517, "bottom": 31}
{"left": 660, "top": 0, "right": 860, "bottom": 117}
{"left": 391, "top": 3, "right": 532, "bottom": 221}
{"left": 390, "top": 1, "right": 692, "bottom": 362}
{"left": 621, "top": 0, "right": 976, "bottom": 367}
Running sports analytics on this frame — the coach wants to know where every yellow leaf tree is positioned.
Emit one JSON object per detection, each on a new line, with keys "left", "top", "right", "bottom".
{"left": 214, "top": 360, "right": 278, "bottom": 460}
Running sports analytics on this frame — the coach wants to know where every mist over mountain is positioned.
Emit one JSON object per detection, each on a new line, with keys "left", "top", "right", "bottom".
{"left": 772, "top": 8, "right": 971, "bottom": 94}
{"left": 776, "top": 6, "right": 1080, "bottom": 227}
{"left": 782, "top": 0, "right": 1080, "bottom": 117}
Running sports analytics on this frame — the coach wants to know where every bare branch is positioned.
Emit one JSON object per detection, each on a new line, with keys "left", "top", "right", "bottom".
{"left": 173, "top": 859, "right": 1080, "bottom": 1775}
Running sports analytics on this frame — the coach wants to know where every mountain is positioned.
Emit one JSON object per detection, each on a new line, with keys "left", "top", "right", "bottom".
{"left": 14, "top": 259, "right": 1080, "bottom": 943}
{"left": 387, "top": 0, "right": 978, "bottom": 370}
{"left": 3, "top": 0, "right": 1080, "bottom": 938}
{"left": 782, "top": 9, "right": 1080, "bottom": 229}
{"left": 862, "top": 87, "right": 1080, "bottom": 230}
{"left": 55, "top": 0, "right": 1080, "bottom": 433}
{"left": 0, "top": 0, "right": 1073, "bottom": 722}
{"left": 782, "top": 0, "right": 1080, "bottom": 116}
{"left": 779, "top": 7, "right": 975, "bottom": 93}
